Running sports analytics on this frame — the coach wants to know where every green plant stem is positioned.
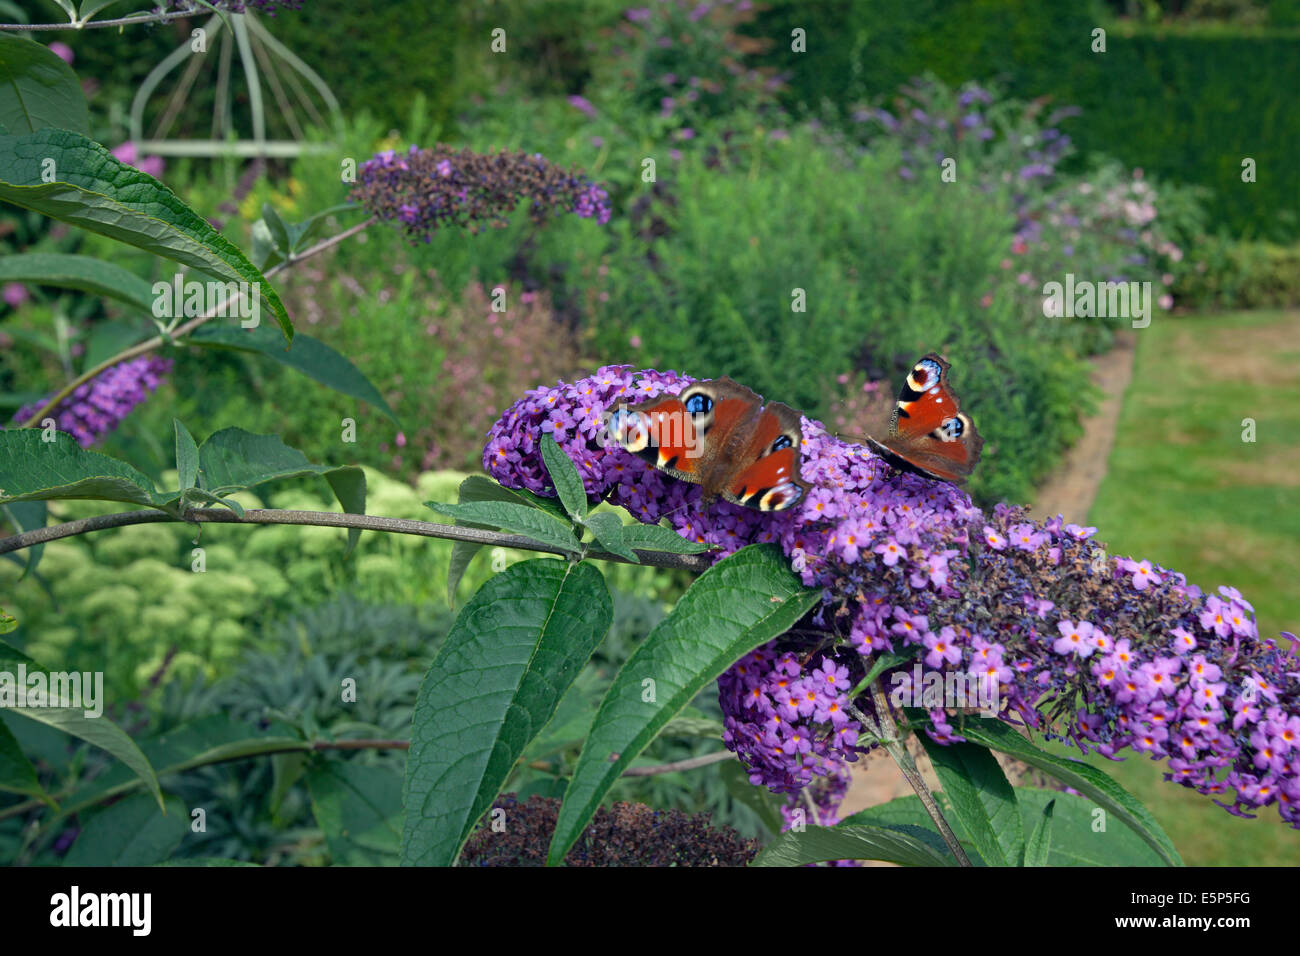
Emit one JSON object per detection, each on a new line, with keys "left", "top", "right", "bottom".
{"left": 0, "top": 506, "right": 714, "bottom": 572}
{"left": 17, "top": 215, "right": 377, "bottom": 430}
{"left": 855, "top": 681, "right": 973, "bottom": 866}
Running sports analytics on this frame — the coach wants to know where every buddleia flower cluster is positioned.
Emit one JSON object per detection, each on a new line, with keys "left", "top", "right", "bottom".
{"left": 484, "top": 366, "right": 1300, "bottom": 828}
{"left": 13, "top": 356, "right": 173, "bottom": 448}
{"left": 351, "top": 145, "right": 612, "bottom": 244}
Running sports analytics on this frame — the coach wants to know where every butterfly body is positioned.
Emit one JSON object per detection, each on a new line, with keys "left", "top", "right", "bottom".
{"left": 867, "top": 353, "right": 983, "bottom": 483}
{"left": 611, "top": 377, "right": 810, "bottom": 512}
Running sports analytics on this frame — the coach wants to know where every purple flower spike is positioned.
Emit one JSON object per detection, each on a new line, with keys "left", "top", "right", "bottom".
{"left": 13, "top": 356, "right": 172, "bottom": 448}
{"left": 352, "top": 144, "right": 612, "bottom": 241}
{"left": 484, "top": 369, "right": 1300, "bottom": 828}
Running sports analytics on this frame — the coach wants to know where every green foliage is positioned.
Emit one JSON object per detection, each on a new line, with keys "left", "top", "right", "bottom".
{"left": 545, "top": 545, "right": 820, "bottom": 864}
{"left": 0, "top": 31, "right": 89, "bottom": 135}
{"left": 751, "top": 0, "right": 1299, "bottom": 238}
{"left": 0, "top": 128, "right": 289, "bottom": 337}
{"left": 840, "top": 787, "right": 1169, "bottom": 866}
{"left": 402, "top": 558, "right": 613, "bottom": 866}
{"left": 582, "top": 130, "right": 1092, "bottom": 504}
{"left": 0, "top": 466, "right": 682, "bottom": 698}
{"left": 1177, "top": 237, "right": 1300, "bottom": 308}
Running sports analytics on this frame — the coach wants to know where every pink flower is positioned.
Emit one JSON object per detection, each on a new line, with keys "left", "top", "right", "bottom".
{"left": 3, "top": 283, "right": 29, "bottom": 308}
{"left": 110, "top": 141, "right": 165, "bottom": 179}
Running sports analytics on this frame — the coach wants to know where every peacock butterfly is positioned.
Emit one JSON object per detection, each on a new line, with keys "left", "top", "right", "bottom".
{"left": 866, "top": 353, "right": 984, "bottom": 483}
{"left": 609, "top": 377, "right": 810, "bottom": 512}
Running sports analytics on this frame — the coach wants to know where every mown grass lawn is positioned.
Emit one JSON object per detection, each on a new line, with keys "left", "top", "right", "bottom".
{"left": 1063, "top": 308, "right": 1300, "bottom": 865}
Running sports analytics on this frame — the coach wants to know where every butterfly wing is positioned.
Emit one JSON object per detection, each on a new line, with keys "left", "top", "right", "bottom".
{"left": 719, "top": 400, "right": 810, "bottom": 512}
{"left": 612, "top": 377, "right": 809, "bottom": 511}
{"left": 867, "top": 353, "right": 983, "bottom": 483}
{"left": 612, "top": 393, "right": 699, "bottom": 477}
{"left": 612, "top": 378, "right": 755, "bottom": 489}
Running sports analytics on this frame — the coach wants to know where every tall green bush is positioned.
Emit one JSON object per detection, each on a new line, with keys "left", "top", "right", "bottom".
{"left": 750, "top": 0, "right": 1299, "bottom": 238}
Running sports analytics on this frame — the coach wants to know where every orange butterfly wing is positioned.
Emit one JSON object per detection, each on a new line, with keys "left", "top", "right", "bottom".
{"left": 868, "top": 353, "right": 983, "bottom": 483}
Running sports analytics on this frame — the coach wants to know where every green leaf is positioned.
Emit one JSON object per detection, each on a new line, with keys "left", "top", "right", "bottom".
{"left": 196, "top": 428, "right": 365, "bottom": 552}
{"left": 0, "top": 429, "right": 171, "bottom": 512}
{"left": 547, "top": 544, "right": 820, "bottom": 865}
{"left": 582, "top": 510, "right": 636, "bottom": 561}
{"left": 0, "top": 713, "right": 48, "bottom": 803}
{"left": 196, "top": 427, "right": 326, "bottom": 491}
{"left": 78, "top": 0, "right": 128, "bottom": 21}
{"left": 1, "top": 636, "right": 163, "bottom": 811}
{"left": 0, "top": 32, "right": 89, "bottom": 135}
{"left": 401, "top": 559, "right": 612, "bottom": 866}
{"left": 19, "top": 707, "right": 164, "bottom": 811}
{"left": 539, "top": 434, "right": 587, "bottom": 520}
{"left": 446, "top": 475, "right": 569, "bottom": 521}
{"left": 260, "top": 201, "right": 290, "bottom": 254}
{"left": 249, "top": 218, "right": 282, "bottom": 271}
{"left": 323, "top": 465, "right": 366, "bottom": 556}
{"left": 1024, "top": 797, "right": 1055, "bottom": 866}
{"left": 841, "top": 788, "right": 1164, "bottom": 866}
{"left": 425, "top": 501, "right": 580, "bottom": 556}
{"left": 0, "top": 252, "right": 155, "bottom": 313}
{"left": 956, "top": 716, "right": 1182, "bottom": 866}
{"left": 2, "top": 500, "right": 46, "bottom": 578}
{"left": 173, "top": 418, "right": 198, "bottom": 492}
{"left": 177, "top": 486, "right": 245, "bottom": 518}
{"left": 719, "top": 759, "right": 785, "bottom": 836}
{"left": 62, "top": 794, "right": 188, "bottom": 866}
{"left": 918, "top": 737, "right": 1022, "bottom": 867}
{"left": 752, "top": 823, "right": 957, "bottom": 867}
{"left": 308, "top": 762, "right": 403, "bottom": 866}
{"left": 285, "top": 202, "right": 361, "bottom": 252}
{"left": 440, "top": 476, "right": 571, "bottom": 606}
{"left": 268, "top": 751, "right": 307, "bottom": 819}
{"left": 620, "top": 521, "right": 711, "bottom": 554}
{"left": 0, "top": 128, "right": 290, "bottom": 339}
{"left": 850, "top": 646, "right": 922, "bottom": 700}
{"left": 183, "top": 324, "right": 400, "bottom": 426}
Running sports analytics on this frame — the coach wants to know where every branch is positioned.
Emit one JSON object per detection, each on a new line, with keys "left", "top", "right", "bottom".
{"left": 0, "top": 9, "right": 201, "bottom": 31}
{"left": 17, "top": 215, "right": 377, "bottom": 429}
{"left": 620, "top": 751, "right": 735, "bottom": 776}
{"left": 866, "top": 680, "right": 973, "bottom": 866}
{"left": 0, "top": 506, "right": 715, "bottom": 572}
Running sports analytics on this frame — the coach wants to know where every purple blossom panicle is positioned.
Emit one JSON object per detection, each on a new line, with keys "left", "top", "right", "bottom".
{"left": 719, "top": 646, "right": 860, "bottom": 795}
{"left": 484, "top": 368, "right": 1300, "bottom": 828}
{"left": 351, "top": 145, "right": 612, "bottom": 242}
{"left": 13, "top": 356, "right": 172, "bottom": 448}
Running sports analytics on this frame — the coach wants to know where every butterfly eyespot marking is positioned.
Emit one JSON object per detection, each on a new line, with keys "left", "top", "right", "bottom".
{"left": 933, "top": 415, "right": 967, "bottom": 442}
{"left": 906, "top": 358, "right": 944, "bottom": 392}
{"left": 612, "top": 409, "right": 650, "bottom": 452}
{"left": 770, "top": 434, "right": 793, "bottom": 453}
{"left": 759, "top": 481, "right": 804, "bottom": 511}
{"left": 684, "top": 393, "right": 713, "bottom": 416}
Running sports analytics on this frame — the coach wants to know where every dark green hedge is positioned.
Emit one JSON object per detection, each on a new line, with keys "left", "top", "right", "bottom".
{"left": 750, "top": 0, "right": 1300, "bottom": 238}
